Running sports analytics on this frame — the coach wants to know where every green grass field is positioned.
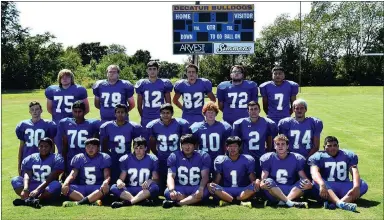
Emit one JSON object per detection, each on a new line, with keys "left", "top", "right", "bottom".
{"left": 1, "top": 87, "right": 383, "bottom": 219}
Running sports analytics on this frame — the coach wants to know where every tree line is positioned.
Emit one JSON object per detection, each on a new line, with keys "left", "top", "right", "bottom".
{"left": 2, "top": 2, "right": 383, "bottom": 90}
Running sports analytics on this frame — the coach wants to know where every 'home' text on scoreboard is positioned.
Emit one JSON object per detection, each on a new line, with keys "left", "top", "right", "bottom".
{"left": 173, "top": 4, "right": 255, "bottom": 55}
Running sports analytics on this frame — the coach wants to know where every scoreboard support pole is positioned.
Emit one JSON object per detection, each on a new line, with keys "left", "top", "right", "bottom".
{"left": 191, "top": 1, "right": 200, "bottom": 67}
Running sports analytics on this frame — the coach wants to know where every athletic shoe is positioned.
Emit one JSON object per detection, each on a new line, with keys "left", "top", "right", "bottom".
{"left": 219, "top": 200, "right": 230, "bottom": 207}
{"left": 162, "top": 200, "right": 176, "bottom": 209}
{"left": 293, "top": 202, "right": 308, "bottom": 208}
{"left": 339, "top": 202, "right": 357, "bottom": 212}
{"left": 62, "top": 201, "right": 78, "bottom": 207}
{"left": 240, "top": 201, "right": 252, "bottom": 208}
{"left": 90, "top": 200, "right": 102, "bottom": 206}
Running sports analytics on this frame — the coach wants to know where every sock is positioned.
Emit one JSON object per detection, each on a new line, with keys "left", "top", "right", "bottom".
{"left": 78, "top": 197, "right": 90, "bottom": 205}
{"left": 123, "top": 200, "right": 132, "bottom": 206}
{"left": 285, "top": 200, "right": 294, "bottom": 207}
{"left": 232, "top": 198, "right": 241, "bottom": 205}
{"left": 277, "top": 201, "right": 285, "bottom": 206}
{"left": 336, "top": 201, "right": 345, "bottom": 208}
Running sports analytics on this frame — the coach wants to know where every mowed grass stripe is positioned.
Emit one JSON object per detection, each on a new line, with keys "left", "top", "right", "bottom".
{"left": 1, "top": 87, "right": 383, "bottom": 219}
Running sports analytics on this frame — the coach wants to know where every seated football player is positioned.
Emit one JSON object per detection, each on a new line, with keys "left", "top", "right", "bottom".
{"left": 190, "top": 101, "right": 232, "bottom": 178}
{"left": 11, "top": 137, "right": 64, "bottom": 208}
{"left": 110, "top": 137, "right": 160, "bottom": 208}
{"left": 259, "top": 134, "right": 311, "bottom": 208}
{"left": 61, "top": 138, "right": 112, "bottom": 207}
{"left": 162, "top": 134, "right": 211, "bottom": 208}
{"left": 308, "top": 136, "right": 368, "bottom": 212}
{"left": 207, "top": 136, "right": 260, "bottom": 208}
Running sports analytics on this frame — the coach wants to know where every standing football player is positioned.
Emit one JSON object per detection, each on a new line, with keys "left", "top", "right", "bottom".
{"left": 173, "top": 63, "right": 216, "bottom": 124}
{"left": 62, "top": 138, "right": 111, "bottom": 207}
{"left": 232, "top": 101, "right": 278, "bottom": 177}
{"left": 16, "top": 101, "right": 57, "bottom": 176}
{"left": 308, "top": 136, "right": 368, "bottom": 212}
{"left": 259, "top": 66, "right": 299, "bottom": 125}
{"left": 278, "top": 99, "right": 323, "bottom": 159}
{"left": 11, "top": 138, "right": 64, "bottom": 208}
{"left": 45, "top": 69, "right": 89, "bottom": 154}
{"left": 110, "top": 137, "right": 160, "bottom": 208}
{"left": 217, "top": 65, "right": 258, "bottom": 125}
{"left": 93, "top": 64, "right": 135, "bottom": 123}
{"left": 162, "top": 134, "right": 211, "bottom": 208}
{"left": 260, "top": 134, "right": 311, "bottom": 208}
{"left": 58, "top": 101, "right": 100, "bottom": 176}
{"left": 146, "top": 103, "right": 189, "bottom": 192}
{"left": 208, "top": 136, "right": 260, "bottom": 208}
{"left": 189, "top": 101, "right": 232, "bottom": 177}
{"left": 100, "top": 104, "right": 142, "bottom": 183}
{"left": 135, "top": 61, "right": 173, "bottom": 127}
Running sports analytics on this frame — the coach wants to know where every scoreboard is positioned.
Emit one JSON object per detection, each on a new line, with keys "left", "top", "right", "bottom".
{"left": 173, "top": 4, "right": 255, "bottom": 55}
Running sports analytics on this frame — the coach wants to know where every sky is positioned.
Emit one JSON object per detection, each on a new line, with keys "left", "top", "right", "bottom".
{"left": 16, "top": 1, "right": 312, "bottom": 64}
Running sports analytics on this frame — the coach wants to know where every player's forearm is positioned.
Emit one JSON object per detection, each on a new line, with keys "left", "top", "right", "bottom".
{"left": 23, "top": 173, "right": 30, "bottom": 190}
{"left": 137, "top": 99, "right": 143, "bottom": 117}
{"left": 149, "top": 139, "right": 158, "bottom": 155}
{"left": 218, "top": 102, "right": 224, "bottom": 112}
{"left": 165, "top": 93, "right": 171, "bottom": 104}
{"left": 308, "top": 139, "right": 320, "bottom": 158}
{"left": 261, "top": 171, "right": 269, "bottom": 180}
{"left": 18, "top": 145, "right": 23, "bottom": 174}
{"left": 262, "top": 97, "right": 268, "bottom": 115}
{"left": 63, "top": 174, "right": 75, "bottom": 186}
{"left": 311, "top": 168, "right": 325, "bottom": 187}
{"left": 167, "top": 174, "right": 175, "bottom": 190}
{"left": 351, "top": 167, "right": 361, "bottom": 188}
{"left": 47, "top": 99, "right": 53, "bottom": 114}
{"left": 266, "top": 137, "right": 273, "bottom": 152}
{"left": 174, "top": 100, "right": 183, "bottom": 110}
{"left": 36, "top": 172, "right": 61, "bottom": 192}
{"left": 94, "top": 97, "right": 100, "bottom": 109}
{"left": 207, "top": 93, "right": 216, "bottom": 102}
{"left": 199, "top": 172, "right": 209, "bottom": 189}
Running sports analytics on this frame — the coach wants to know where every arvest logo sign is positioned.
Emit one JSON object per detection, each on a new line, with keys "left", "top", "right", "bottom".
{"left": 173, "top": 43, "right": 213, "bottom": 54}
{"left": 213, "top": 43, "right": 254, "bottom": 54}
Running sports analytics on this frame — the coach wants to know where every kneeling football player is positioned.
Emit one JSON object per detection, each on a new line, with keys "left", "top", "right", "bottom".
{"left": 260, "top": 134, "right": 311, "bottom": 208}
{"left": 207, "top": 136, "right": 261, "bottom": 208}
{"left": 162, "top": 134, "right": 211, "bottom": 208}
{"left": 11, "top": 137, "right": 64, "bottom": 208}
{"left": 61, "top": 138, "right": 111, "bottom": 207}
{"left": 110, "top": 137, "right": 160, "bottom": 208}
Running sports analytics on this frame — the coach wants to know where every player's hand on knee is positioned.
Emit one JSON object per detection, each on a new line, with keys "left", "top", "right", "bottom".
{"left": 260, "top": 179, "right": 270, "bottom": 190}
{"left": 300, "top": 179, "right": 312, "bottom": 190}
{"left": 61, "top": 185, "right": 69, "bottom": 196}
{"left": 348, "top": 187, "right": 360, "bottom": 201}
{"left": 117, "top": 181, "right": 125, "bottom": 189}
{"left": 20, "top": 190, "right": 29, "bottom": 200}
{"left": 193, "top": 188, "right": 204, "bottom": 200}
{"left": 101, "top": 183, "right": 109, "bottom": 194}
{"left": 254, "top": 179, "right": 261, "bottom": 192}
{"left": 29, "top": 189, "right": 39, "bottom": 198}
{"left": 319, "top": 185, "right": 328, "bottom": 199}
{"left": 141, "top": 179, "right": 152, "bottom": 190}
{"left": 207, "top": 183, "right": 215, "bottom": 194}
{"left": 169, "top": 189, "right": 177, "bottom": 200}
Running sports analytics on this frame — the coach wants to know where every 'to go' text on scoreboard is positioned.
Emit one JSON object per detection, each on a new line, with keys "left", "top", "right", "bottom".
{"left": 173, "top": 4, "right": 255, "bottom": 55}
